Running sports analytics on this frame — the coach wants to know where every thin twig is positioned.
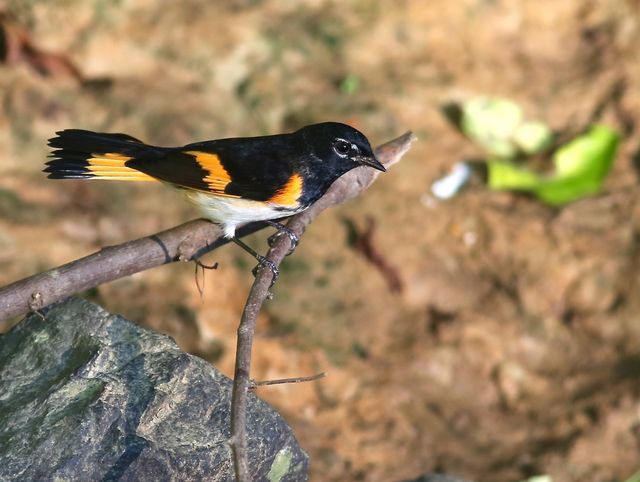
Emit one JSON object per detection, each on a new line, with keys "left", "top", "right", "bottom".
{"left": 193, "top": 258, "right": 219, "bottom": 298}
{"left": 228, "top": 132, "right": 416, "bottom": 481}
{"left": 250, "top": 372, "right": 327, "bottom": 389}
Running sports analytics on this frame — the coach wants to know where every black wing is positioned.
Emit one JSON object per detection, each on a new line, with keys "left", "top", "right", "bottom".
{"left": 126, "top": 133, "right": 304, "bottom": 202}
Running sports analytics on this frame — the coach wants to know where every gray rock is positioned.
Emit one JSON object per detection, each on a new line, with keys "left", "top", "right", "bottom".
{"left": 0, "top": 297, "right": 308, "bottom": 481}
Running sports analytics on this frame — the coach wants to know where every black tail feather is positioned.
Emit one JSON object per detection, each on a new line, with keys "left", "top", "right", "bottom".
{"left": 45, "top": 129, "right": 162, "bottom": 181}
{"left": 47, "top": 129, "right": 145, "bottom": 151}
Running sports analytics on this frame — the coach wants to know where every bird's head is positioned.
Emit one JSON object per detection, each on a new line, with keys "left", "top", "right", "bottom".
{"left": 297, "top": 122, "right": 385, "bottom": 174}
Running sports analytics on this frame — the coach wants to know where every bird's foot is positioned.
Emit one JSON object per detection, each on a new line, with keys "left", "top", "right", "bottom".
{"left": 251, "top": 254, "right": 279, "bottom": 287}
{"left": 265, "top": 221, "right": 299, "bottom": 255}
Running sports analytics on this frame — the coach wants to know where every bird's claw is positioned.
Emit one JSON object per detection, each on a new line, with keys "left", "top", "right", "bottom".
{"left": 267, "top": 224, "right": 299, "bottom": 255}
{"left": 252, "top": 255, "right": 279, "bottom": 287}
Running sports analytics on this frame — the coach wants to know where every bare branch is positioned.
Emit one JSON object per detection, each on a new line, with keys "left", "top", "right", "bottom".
{"left": 250, "top": 372, "right": 327, "bottom": 389}
{"left": 228, "top": 132, "right": 416, "bottom": 481}
{"left": 0, "top": 215, "right": 262, "bottom": 321}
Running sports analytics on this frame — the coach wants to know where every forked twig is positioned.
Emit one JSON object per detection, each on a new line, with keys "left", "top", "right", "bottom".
{"left": 229, "top": 132, "right": 416, "bottom": 481}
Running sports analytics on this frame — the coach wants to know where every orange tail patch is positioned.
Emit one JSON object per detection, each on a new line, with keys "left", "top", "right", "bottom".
{"left": 85, "top": 152, "right": 156, "bottom": 181}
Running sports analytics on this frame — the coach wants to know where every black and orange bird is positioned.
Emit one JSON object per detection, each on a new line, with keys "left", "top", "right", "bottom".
{"left": 44, "top": 122, "right": 385, "bottom": 278}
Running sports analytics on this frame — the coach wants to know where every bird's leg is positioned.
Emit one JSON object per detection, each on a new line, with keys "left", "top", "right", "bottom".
{"left": 264, "top": 220, "right": 299, "bottom": 255}
{"left": 232, "top": 237, "right": 279, "bottom": 285}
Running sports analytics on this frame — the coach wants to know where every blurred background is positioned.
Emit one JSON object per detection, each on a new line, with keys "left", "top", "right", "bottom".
{"left": 1, "top": 1, "right": 639, "bottom": 481}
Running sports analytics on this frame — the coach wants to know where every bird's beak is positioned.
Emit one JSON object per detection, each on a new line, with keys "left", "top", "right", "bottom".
{"left": 356, "top": 154, "right": 386, "bottom": 172}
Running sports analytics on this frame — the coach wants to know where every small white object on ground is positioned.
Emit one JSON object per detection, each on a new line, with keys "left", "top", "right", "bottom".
{"left": 431, "top": 162, "right": 473, "bottom": 199}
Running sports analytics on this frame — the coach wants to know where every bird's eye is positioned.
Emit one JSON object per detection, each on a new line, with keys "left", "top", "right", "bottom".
{"left": 334, "top": 139, "right": 357, "bottom": 157}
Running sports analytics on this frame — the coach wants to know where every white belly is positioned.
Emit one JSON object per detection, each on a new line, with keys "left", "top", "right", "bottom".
{"left": 181, "top": 190, "right": 303, "bottom": 238}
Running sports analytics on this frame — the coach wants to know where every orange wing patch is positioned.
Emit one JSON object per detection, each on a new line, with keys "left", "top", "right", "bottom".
{"left": 87, "top": 152, "right": 156, "bottom": 181}
{"left": 185, "top": 150, "right": 239, "bottom": 197}
{"left": 269, "top": 174, "right": 303, "bottom": 206}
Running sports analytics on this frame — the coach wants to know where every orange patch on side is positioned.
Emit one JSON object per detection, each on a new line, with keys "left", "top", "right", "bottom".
{"left": 186, "top": 150, "right": 239, "bottom": 196}
{"left": 269, "top": 174, "right": 303, "bottom": 206}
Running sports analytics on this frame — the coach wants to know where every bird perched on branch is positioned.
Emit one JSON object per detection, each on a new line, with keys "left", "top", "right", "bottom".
{"left": 44, "top": 122, "right": 385, "bottom": 280}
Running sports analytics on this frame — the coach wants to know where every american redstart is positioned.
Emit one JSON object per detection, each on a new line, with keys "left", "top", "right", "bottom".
{"left": 44, "top": 122, "right": 385, "bottom": 278}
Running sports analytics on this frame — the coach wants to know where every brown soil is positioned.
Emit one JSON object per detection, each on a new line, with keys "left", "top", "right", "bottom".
{"left": 1, "top": 1, "right": 640, "bottom": 481}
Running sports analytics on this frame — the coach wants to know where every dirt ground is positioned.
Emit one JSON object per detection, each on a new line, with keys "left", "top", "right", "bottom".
{"left": 1, "top": 1, "right": 640, "bottom": 481}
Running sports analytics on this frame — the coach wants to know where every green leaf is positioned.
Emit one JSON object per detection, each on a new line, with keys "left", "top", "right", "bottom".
{"left": 488, "top": 160, "right": 541, "bottom": 191}
{"left": 487, "top": 125, "right": 619, "bottom": 205}
{"left": 339, "top": 74, "right": 360, "bottom": 95}
{"left": 267, "top": 448, "right": 292, "bottom": 482}
{"left": 538, "top": 124, "right": 619, "bottom": 205}
{"left": 623, "top": 471, "right": 640, "bottom": 482}
{"left": 553, "top": 125, "right": 618, "bottom": 177}
{"left": 519, "top": 476, "right": 553, "bottom": 482}
{"left": 513, "top": 121, "right": 553, "bottom": 155}
{"left": 461, "top": 97, "right": 523, "bottom": 158}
